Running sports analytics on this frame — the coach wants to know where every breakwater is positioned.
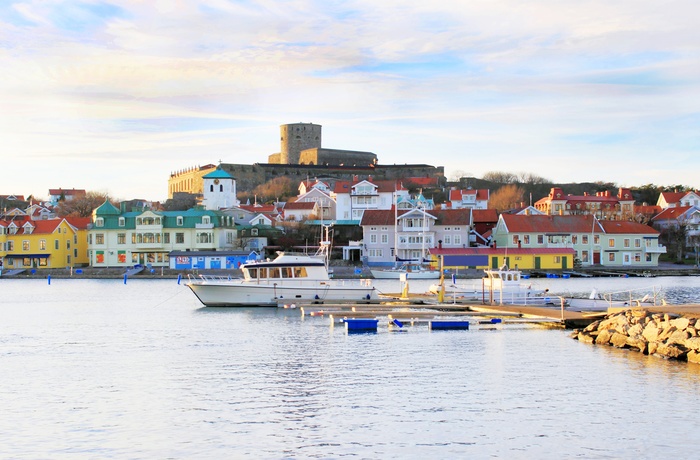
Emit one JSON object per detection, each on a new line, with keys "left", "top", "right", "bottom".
{"left": 573, "top": 309, "right": 700, "bottom": 364}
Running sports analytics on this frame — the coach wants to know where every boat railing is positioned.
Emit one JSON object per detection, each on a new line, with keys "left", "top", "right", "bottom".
{"left": 188, "top": 274, "right": 241, "bottom": 283}
{"left": 598, "top": 285, "right": 663, "bottom": 306}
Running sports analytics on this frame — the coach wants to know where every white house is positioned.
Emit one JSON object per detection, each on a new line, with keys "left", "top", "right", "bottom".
{"left": 449, "top": 188, "right": 489, "bottom": 209}
{"left": 332, "top": 178, "right": 408, "bottom": 222}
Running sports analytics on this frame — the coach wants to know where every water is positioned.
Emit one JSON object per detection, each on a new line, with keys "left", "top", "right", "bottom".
{"left": 1, "top": 276, "right": 700, "bottom": 459}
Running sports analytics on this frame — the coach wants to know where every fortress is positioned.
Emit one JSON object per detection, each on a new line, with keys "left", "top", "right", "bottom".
{"left": 168, "top": 122, "right": 443, "bottom": 197}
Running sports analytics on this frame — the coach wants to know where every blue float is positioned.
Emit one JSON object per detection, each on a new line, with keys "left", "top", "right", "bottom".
{"left": 392, "top": 318, "right": 404, "bottom": 328}
{"left": 429, "top": 320, "right": 470, "bottom": 330}
{"left": 345, "top": 318, "right": 378, "bottom": 332}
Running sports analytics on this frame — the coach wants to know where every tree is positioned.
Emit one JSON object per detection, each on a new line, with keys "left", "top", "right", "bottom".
{"left": 240, "top": 176, "right": 296, "bottom": 204}
{"left": 55, "top": 191, "right": 113, "bottom": 218}
{"left": 489, "top": 184, "right": 525, "bottom": 212}
{"left": 162, "top": 193, "right": 197, "bottom": 211}
{"left": 482, "top": 171, "right": 517, "bottom": 184}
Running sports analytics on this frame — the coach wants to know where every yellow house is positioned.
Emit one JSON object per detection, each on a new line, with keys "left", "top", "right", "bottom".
{"left": 430, "top": 247, "right": 577, "bottom": 271}
{"left": 1, "top": 217, "right": 90, "bottom": 270}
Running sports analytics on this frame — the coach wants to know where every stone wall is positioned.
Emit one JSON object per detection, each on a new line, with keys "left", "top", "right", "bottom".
{"left": 298, "top": 148, "right": 377, "bottom": 167}
{"left": 573, "top": 309, "right": 700, "bottom": 363}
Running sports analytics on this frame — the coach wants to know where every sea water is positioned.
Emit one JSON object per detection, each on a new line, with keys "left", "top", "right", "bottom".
{"left": 1, "top": 276, "right": 700, "bottom": 459}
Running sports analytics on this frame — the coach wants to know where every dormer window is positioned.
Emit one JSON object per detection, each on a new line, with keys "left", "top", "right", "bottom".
{"left": 202, "top": 216, "right": 210, "bottom": 225}
{"left": 119, "top": 217, "right": 125, "bottom": 227}
{"left": 177, "top": 216, "right": 183, "bottom": 226}
{"left": 95, "top": 217, "right": 104, "bottom": 227}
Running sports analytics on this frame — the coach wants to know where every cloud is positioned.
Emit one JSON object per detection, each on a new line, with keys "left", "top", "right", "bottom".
{"left": 1, "top": 0, "right": 700, "bottom": 200}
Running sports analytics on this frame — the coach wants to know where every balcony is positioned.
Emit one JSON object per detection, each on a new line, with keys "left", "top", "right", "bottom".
{"left": 644, "top": 245, "right": 667, "bottom": 254}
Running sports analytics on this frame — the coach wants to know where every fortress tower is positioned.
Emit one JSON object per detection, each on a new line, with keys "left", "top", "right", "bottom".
{"left": 279, "top": 123, "right": 322, "bottom": 164}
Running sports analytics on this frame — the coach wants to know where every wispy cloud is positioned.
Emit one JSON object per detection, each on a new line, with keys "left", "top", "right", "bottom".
{"left": 1, "top": 0, "right": 699, "bottom": 199}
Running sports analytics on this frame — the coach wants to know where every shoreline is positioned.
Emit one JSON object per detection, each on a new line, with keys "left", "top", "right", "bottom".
{"left": 1, "top": 262, "right": 698, "bottom": 280}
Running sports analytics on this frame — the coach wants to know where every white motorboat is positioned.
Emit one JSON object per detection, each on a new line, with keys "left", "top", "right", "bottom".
{"left": 371, "top": 264, "right": 441, "bottom": 280}
{"left": 187, "top": 252, "right": 377, "bottom": 307}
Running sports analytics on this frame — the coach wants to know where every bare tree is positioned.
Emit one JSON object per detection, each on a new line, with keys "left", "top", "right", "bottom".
{"left": 489, "top": 184, "right": 525, "bottom": 212}
{"left": 55, "top": 191, "right": 114, "bottom": 218}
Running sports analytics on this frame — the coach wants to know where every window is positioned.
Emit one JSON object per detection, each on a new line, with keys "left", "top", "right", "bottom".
{"left": 634, "top": 253, "right": 641, "bottom": 262}
{"left": 582, "top": 235, "right": 589, "bottom": 245}
{"left": 176, "top": 233, "right": 185, "bottom": 244}
{"left": 96, "top": 234, "right": 104, "bottom": 245}
{"left": 164, "top": 233, "right": 170, "bottom": 244}
{"left": 646, "top": 254, "right": 652, "bottom": 262}
{"left": 523, "top": 235, "right": 530, "bottom": 245}
{"left": 609, "top": 238, "right": 615, "bottom": 248}
{"left": 571, "top": 235, "right": 578, "bottom": 244}
{"left": 634, "top": 238, "right": 641, "bottom": 248}
{"left": 554, "top": 256, "right": 561, "bottom": 263}
{"left": 454, "top": 235, "right": 461, "bottom": 245}
{"left": 22, "top": 240, "right": 30, "bottom": 251}
{"left": 119, "top": 217, "right": 125, "bottom": 227}
{"left": 537, "top": 235, "right": 544, "bottom": 244}
{"left": 512, "top": 235, "right": 519, "bottom": 245}
{"left": 367, "top": 249, "right": 383, "bottom": 258}
{"left": 39, "top": 239, "right": 46, "bottom": 250}
{"left": 95, "top": 217, "right": 104, "bottom": 227}
{"left": 7, "top": 241, "right": 14, "bottom": 251}
{"left": 581, "top": 251, "right": 589, "bottom": 262}
{"left": 203, "top": 216, "right": 210, "bottom": 225}
{"left": 369, "top": 234, "right": 377, "bottom": 244}
{"left": 55, "top": 240, "right": 59, "bottom": 250}
{"left": 623, "top": 238, "right": 630, "bottom": 248}
{"left": 608, "top": 253, "right": 615, "bottom": 262}
{"left": 118, "top": 233, "right": 126, "bottom": 244}
{"left": 381, "top": 234, "right": 388, "bottom": 244}
{"left": 177, "top": 216, "right": 184, "bottom": 226}
{"left": 444, "top": 235, "right": 452, "bottom": 245}
{"left": 594, "top": 235, "right": 600, "bottom": 244}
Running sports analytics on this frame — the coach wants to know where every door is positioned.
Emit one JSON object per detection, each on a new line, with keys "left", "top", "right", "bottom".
{"left": 562, "top": 257, "right": 568, "bottom": 270}
{"left": 491, "top": 257, "right": 499, "bottom": 269}
{"left": 535, "top": 257, "right": 541, "bottom": 270}
{"left": 593, "top": 252, "right": 601, "bottom": 264}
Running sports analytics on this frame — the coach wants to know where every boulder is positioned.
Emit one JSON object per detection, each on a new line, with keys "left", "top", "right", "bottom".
{"left": 611, "top": 332, "right": 629, "bottom": 348}
{"left": 626, "top": 335, "right": 648, "bottom": 353}
{"left": 627, "top": 323, "right": 643, "bottom": 337}
{"left": 688, "top": 350, "right": 700, "bottom": 364}
{"left": 642, "top": 323, "right": 661, "bottom": 342}
{"left": 596, "top": 329, "right": 613, "bottom": 345}
{"left": 684, "top": 337, "right": 700, "bottom": 351}
{"left": 668, "top": 329, "right": 690, "bottom": 346}
{"left": 577, "top": 332, "right": 595, "bottom": 344}
{"left": 670, "top": 317, "right": 690, "bottom": 330}
{"left": 658, "top": 326, "right": 678, "bottom": 342}
{"left": 654, "top": 343, "right": 688, "bottom": 360}
{"left": 584, "top": 320, "right": 601, "bottom": 333}
{"left": 648, "top": 342, "right": 659, "bottom": 355}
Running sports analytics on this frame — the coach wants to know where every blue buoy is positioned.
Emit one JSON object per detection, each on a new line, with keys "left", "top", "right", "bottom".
{"left": 345, "top": 318, "right": 378, "bottom": 333}
{"left": 429, "top": 320, "right": 470, "bottom": 330}
{"left": 490, "top": 318, "right": 502, "bottom": 324}
{"left": 124, "top": 274, "right": 128, "bottom": 284}
{"left": 177, "top": 274, "right": 182, "bottom": 285}
{"left": 47, "top": 275, "right": 51, "bottom": 285}
{"left": 392, "top": 319, "right": 404, "bottom": 328}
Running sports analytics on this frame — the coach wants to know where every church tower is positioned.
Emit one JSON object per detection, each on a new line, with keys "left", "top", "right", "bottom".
{"left": 202, "top": 166, "right": 238, "bottom": 210}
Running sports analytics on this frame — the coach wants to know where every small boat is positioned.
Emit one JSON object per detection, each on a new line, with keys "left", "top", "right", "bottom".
{"left": 187, "top": 251, "right": 378, "bottom": 307}
{"left": 370, "top": 264, "right": 441, "bottom": 280}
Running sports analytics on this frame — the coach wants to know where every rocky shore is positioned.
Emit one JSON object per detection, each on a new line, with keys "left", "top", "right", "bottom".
{"left": 572, "top": 309, "right": 700, "bottom": 364}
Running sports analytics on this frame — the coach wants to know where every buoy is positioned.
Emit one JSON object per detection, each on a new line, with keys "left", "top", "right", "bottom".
{"left": 392, "top": 319, "right": 404, "bottom": 328}
{"left": 124, "top": 274, "right": 128, "bottom": 284}
{"left": 177, "top": 274, "right": 182, "bottom": 285}
{"left": 47, "top": 275, "right": 51, "bottom": 285}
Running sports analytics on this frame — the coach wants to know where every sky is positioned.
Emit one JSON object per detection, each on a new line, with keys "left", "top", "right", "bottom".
{"left": 2, "top": 0, "right": 699, "bottom": 202}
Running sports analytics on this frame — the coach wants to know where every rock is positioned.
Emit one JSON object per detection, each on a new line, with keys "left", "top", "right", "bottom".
{"left": 584, "top": 320, "right": 601, "bottom": 333}
{"left": 578, "top": 332, "right": 595, "bottom": 344}
{"left": 611, "top": 332, "right": 629, "bottom": 348}
{"left": 654, "top": 343, "right": 688, "bottom": 360}
{"left": 688, "top": 350, "right": 700, "bottom": 364}
{"left": 627, "top": 324, "right": 643, "bottom": 337}
{"left": 687, "top": 327, "right": 697, "bottom": 337}
{"left": 642, "top": 323, "right": 661, "bottom": 342}
{"left": 596, "top": 329, "right": 613, "bottom": 345}
{"left": 684, "top": 337, "right": 700, "bottom": 351}
{"left": 658, "top": 326, "right": 678, "bottom": 342}
{"left": 670, "top": 317, "right": 690, "bottom": 330}
{"left": 648, "top": 342, "right": 659, "bottom": 355}
{"left": 668, "top": 329, "right": 690, "bottom": 346}
{"left": 626, "top": 335, "right": 647, "bottom": 353}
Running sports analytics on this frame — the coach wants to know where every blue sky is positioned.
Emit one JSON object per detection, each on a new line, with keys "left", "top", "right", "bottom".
{"left": 2, "top": 0, "right": 699, "bottom": 201}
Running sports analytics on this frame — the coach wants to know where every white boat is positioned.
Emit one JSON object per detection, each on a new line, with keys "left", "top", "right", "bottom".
{"left": 371, "top": 264, "right": 441, "bottom": 280}
{"left": 430, "top": 265, "right": 664, "bottom": 311}
{"left": 187, "top": 252, "right": 378, "bottom": 307}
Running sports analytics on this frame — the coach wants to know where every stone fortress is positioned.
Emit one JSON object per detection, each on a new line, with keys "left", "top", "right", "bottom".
{"left": 168, "top": 122, "right": 443, "bottom": 198}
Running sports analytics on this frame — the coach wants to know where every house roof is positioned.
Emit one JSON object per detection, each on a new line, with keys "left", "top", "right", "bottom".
{"left": 597, "top": 221, "right": 659, "bottom": 235}
{"left": 501, "top": 214, "right": 602, "bottom": 233}
{"left": 94, "top": 200, "right": 121, "bottom": 215}
{"left": 283, "top": 201, "right": 317, "bottom": 210}
{"left": 652, "top": 205, "right": 696, "bottom": 222}
{"left": 360, "top": 209, "right": 470, "bottom": 226}
{"left": 333, "top": 179, "right": 405, "bottom": 194}
{"left": 203, "top": 166, "right": 234, "bottom": 180}
{"left": 48, "top": 188, "right": 86, "bottom": 197}
{"left": 659, "top": 191, "right": 686, "bottom": 206}
{"left": 472, "top": 209, "right": 499, "bottom": 223}
{"left": 449, "top": 189, "right": 489, "bottom": 201}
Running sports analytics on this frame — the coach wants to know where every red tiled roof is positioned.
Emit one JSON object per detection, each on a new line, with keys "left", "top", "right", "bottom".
{"left": 333, "top": 179, "right": 405, "bottom": 194}
{"left": 239, "top": 204, "right": 278, "bottom": 213}
{"left": 449, "top": 189, "right": 489, "bottom": 201}
{"left": 283, "top": 201, "right": 316, "bottom": 210}
{"left": 659, "top": 191, "right": 686, "bottom": 205}
{"left": 472, "top": 209, "right": 498, "bottom": 223}
{"left": 501, "top": 214, "right": 602, "bottom": 233}
{"left": 652, "top": 206, "right": 695, "bottom": 221}
{"left": 48, "top": 188, "right": 86, "bottom": 197}
{"left": 65, "top": 217, "right": 91, "bottom": 229}
{"left": 597, "top": 221, "right": 659, "bottom": 235}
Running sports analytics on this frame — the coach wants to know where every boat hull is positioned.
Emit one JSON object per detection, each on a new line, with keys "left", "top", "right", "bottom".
{"left": 370, "top": 269, "right": 440, "bottom": 280}
{"left": 187, "top": 280, "right": 377, "bottom": 307}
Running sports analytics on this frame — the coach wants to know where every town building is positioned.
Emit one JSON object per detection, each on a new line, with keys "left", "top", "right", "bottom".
{"left": 491, "top": 214, "right": 665, "bottom": 268}
{"left": 47, "top": 188, "right": 86, "bottom": 207}
{"left": 448, "top": 188, "right": 490, "bottom": 209}
{"left": 534, "top": 187, "right": 635, "bottom": 220}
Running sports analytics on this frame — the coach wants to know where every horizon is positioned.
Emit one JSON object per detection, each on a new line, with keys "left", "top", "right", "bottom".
{"left": 2, "top": 1, "right": 699, "bottom": 201}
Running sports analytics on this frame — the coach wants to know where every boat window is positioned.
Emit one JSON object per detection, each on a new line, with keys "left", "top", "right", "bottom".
{"left": 259, "top": 268, "right": 267, "bottom": 278}
{"left": 492, "top": 274, "right": 501, "bottom": 279}
{"left": 270, "top": 268, "right": 281, "bottom": 278}
{"left": 248, "top": 268, "right": 257, "bottom": 278}
{"left": 281, "top": 267, "right": 293, "bottom": 278}
{"left": 294, "top": 267, "right": 307, "bottom": 278}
